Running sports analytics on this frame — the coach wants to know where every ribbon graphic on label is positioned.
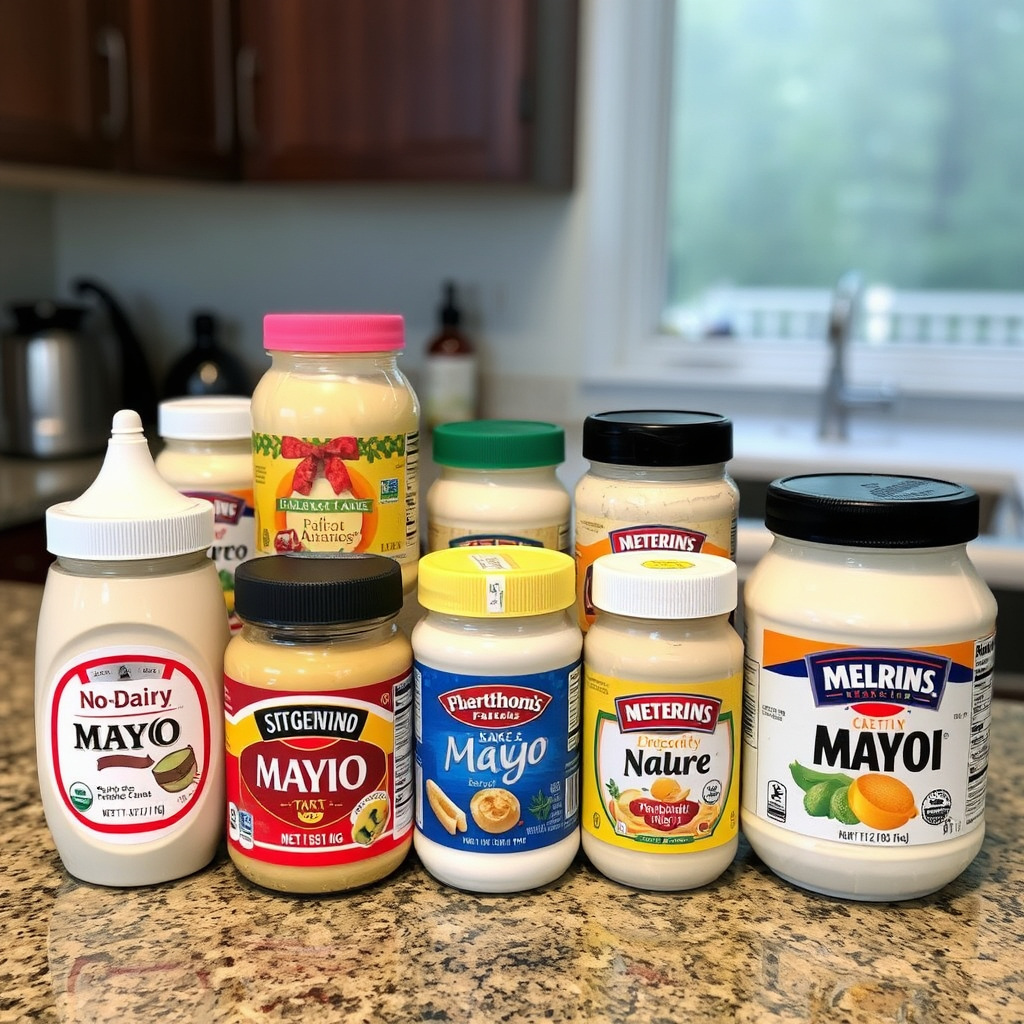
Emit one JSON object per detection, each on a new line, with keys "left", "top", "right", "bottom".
{"left": 280, "top": 435, "right": 358, "bottom": 494}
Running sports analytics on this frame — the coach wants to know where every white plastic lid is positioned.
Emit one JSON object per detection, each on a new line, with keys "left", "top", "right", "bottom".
{"left": 590, "top": 550, "right": 737, "bottom": 620}
{"left": 158, "top": 395, "right": 252, "bottom": 441}
{"left": 46, "top": 409, "right": 214, "bottom": 559}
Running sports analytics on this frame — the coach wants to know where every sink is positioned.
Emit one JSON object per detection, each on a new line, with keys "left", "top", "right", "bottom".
{"left": 729, "top": 416, "right": 1023, "bottom": 537}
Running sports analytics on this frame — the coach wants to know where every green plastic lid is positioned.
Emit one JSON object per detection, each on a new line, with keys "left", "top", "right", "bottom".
{"left": 432, "top": 420, "right": 565, "bottom": 470}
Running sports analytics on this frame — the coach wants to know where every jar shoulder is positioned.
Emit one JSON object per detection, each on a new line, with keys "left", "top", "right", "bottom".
{"left": 252, "top": 362, "right": 419, "bottom": 434}
{"left": 412, "top": 613, "right": 581, "bottom": 672}
{"left": 744, "top": 548, "right": 997, "bottom": 638}
{"left": 224, "top": 630, "right": 411, "bottom": 689}
{"left": 585, "top": 620, "right": 743, "bottom": 682}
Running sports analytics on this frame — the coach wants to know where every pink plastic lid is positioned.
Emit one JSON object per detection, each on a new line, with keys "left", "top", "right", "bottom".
{"left": 263, "top": 313, "right": 405, "bottom": 353}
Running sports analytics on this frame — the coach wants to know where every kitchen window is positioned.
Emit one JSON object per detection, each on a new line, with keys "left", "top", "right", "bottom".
{"left": 582, "top": 0, "right": 1024, "bottom": 398}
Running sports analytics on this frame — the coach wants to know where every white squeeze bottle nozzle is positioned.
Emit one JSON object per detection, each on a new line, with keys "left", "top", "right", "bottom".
{"left": 45, "top": 408, "right": 214, "bottom": 560}
{"left": 35, "top": 409, "right": 229, "bottom": 887}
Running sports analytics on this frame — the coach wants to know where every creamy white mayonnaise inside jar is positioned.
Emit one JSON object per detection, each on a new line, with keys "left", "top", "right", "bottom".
{"left": 742, "top": 473, "right": 997, "bottom": 901}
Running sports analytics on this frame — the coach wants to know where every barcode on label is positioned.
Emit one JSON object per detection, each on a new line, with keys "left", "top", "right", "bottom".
{"left": 564, "top": 768, "right": 579, "bottom": 822}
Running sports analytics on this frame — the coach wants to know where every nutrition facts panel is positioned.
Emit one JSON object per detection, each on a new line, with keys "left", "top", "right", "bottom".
{"left": 393, "top": 673, "right": 415, "bottom": 832}
{"left": 405, "top": 431, "right": 420, "bottom": 548}
{"left": 966, "top": 635, "right": 995, "bottom": 824}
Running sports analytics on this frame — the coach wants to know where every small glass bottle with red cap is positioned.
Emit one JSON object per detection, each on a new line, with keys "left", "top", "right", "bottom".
{"left": 250, "top": 314, "right": 421, "bottom": 593}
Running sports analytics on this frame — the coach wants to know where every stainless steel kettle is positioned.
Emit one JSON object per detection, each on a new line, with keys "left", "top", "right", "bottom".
{"left": 1, "top": 280, "right": 157, "bottom": 459}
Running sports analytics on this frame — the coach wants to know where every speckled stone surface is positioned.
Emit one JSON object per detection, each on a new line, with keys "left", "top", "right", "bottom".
{"left": 3, "top": 580, "right": 1023, "bottom": 1024}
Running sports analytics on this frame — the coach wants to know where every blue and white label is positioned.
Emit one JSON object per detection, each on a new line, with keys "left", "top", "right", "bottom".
{"left": 414, "top": 661, "right": 581, "bottom": 853}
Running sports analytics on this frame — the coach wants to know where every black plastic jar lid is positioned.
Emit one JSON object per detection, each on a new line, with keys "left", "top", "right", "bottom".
{"left": 234, "top": 553, "right": 403, "bottom": 626}
{"left": 582, "top": 410, "right": 732, "bottom": 466}
{"left": 766, "top": 473, "right": 980, "bottom": 548}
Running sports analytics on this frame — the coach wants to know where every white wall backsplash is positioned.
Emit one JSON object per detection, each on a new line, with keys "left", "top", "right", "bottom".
{"left": 46, "top": 183, "right": 587, "bottom": 395}
{"left": 0, "top": 189, "right": 55, "bottom": 311}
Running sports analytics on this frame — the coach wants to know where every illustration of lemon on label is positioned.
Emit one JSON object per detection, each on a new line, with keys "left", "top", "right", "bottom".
{"left": 152, "top": 746, "right": 199, "bottom": 793}
{"left": 352, "top": 792, "right": 390, "bottom": 846}
{"left": 790, "top": 761, "right": 918, "bottom": 830}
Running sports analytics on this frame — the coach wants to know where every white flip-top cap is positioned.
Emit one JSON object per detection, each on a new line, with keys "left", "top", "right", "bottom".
{"left": 158, "top": 395, "right": 251, "bottom": 441}
{"left": 46, "top": 409, "right": 214, "bottom": 559}
{"left": 590, "top": 550, "right": 737, "bottom": 620}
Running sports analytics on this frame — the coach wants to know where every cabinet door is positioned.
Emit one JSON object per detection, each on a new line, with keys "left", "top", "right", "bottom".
{"left": 124, "top": 0, "right": 238, "bottom": 178}
{"left": 236, "top": 0, "right": 566, "bottom": 183}
{"left": 0, "top": 0, "right": 108, "bottom": 167}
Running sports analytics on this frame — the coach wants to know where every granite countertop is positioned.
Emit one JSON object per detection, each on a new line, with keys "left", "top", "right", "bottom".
{"left": 5, "top": 581, "right": 1024, "bottom": 1024}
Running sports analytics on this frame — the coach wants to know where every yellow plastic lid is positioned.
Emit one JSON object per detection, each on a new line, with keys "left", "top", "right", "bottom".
{"left": 417, "top": 546, "right": 576, "bottom": 617}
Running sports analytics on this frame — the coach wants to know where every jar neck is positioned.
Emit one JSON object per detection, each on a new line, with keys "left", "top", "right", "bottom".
{"left": 240, "top": 615, "right": 400, "bottom": 646}
{"left": 586, "top": 461, "right": 728, "bottom": 482}
{"left": 269, "top": 350, "right": 401, "bottom": 374}
{"left": 597, "top": 610, "right": 735, "bottom": 638}
{"left": 55, "top": 550, "right": 212, "bottom": 578}
{"left": 439, "top": 465, "right": 559, "bottom": 483}
{"left": 162, "top": 437, "right": 250, "bottom": 456}
{"left": 770, "top": 535, "right": 973, "bottom": 569}
{"left": 423, "top": 609, "right": 574, "bottom": 636}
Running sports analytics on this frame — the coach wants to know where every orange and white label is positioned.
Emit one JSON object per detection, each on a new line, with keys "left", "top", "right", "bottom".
{"left": 742, "top": 630, "right": 995, "bottom": 846}
{"left": 252, "top": 431, "right": 418, "bottom": 562}
{"left": 224, "top": 672, "right": 413, "bottom": 868}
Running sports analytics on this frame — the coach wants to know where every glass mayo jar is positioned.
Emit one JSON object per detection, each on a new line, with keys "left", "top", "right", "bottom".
{"left": 412, "top": 546, "right": 582, "bottom": 892}
{"left": 35, "top": 410, "right": 229, "bottom": 887}
{"left": 582, "top": 551, "right": 742, "bottom": 890}
{"left": 224, "top": 553, "right": 413, "bottom": 894}
{"left": 742, "top": 473, "right": 997, "bottom": 901}
{"left": 251, "top": 314, "right": 420, "bottom": 593}
{"left": 574, "top": 410, "right": 738, "bottom": 632}
{"left": 426, "top": 419, "right": 570, "bottom": 552}
{"left": 156, "top": 396, "right": 255, "bottom": 632}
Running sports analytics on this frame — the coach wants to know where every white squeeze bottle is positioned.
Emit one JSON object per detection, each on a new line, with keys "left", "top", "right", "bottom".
{"left": 35, "top": 410, "right": 229, "bottom": 886}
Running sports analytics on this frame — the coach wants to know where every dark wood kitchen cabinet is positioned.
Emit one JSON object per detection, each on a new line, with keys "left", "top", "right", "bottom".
{"left": 0, "top": 0, "right": 576, "bottom": 187}
{"left": 0, "top": 0, "right": 237, "bottom": 178}
{"left": 235, "top": 0, "right": 577, "bottom": 186}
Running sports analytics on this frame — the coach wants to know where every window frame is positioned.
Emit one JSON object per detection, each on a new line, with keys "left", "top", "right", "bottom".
{"left": 580, "top": 0, "right": 1024, "bottom": 399}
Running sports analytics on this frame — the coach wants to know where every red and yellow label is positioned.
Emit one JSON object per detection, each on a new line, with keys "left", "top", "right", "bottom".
{"left": 252, "top": 431, "right": 418, "bottom": 563}
{"left": 224, "top": 672, "right": 413, "bottom": 868}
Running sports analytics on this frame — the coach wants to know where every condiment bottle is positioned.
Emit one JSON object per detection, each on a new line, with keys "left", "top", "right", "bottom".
{"left": 156, "top": 395, "right": 255, "bottom": 632}
{"left": 162, "top": 311, "right": 251, "bottom": 398}
{"left": 224, "top": 553, "right": 413, "bottom": 894}
{"left": 422, "top": 281, "right": 478, "bottom": 429}
{"left": 35, "top": 410, "right": 229, "bottom": 887}
{"left": 412, "top": 546, "right": 582, "bottom": 892}
{"left": 427, "top": 419, "right": 570, "bottom": 552}
{"left": 582, "top": 551, "right": 742, "bottom": 890}
{"left": 742, "top": 473, "right": 997, "bottom": 901}
{"left": 250, "top": 313, "right": 420, "bottom": 594}
{"left": 574, "top": 410, "right": 738, "bottom": 632}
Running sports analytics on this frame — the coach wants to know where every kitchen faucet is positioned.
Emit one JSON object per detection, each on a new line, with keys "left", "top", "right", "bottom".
{"left": 818, "top": 270, "right": 896, "bottom": 441}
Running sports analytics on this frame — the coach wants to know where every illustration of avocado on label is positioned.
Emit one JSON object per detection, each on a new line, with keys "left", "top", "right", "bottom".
{"left": 790, "top": 761, "right": 921, "bottom": 830}
{"left": 352, "top": 793, "right": 390, "bottom": 846}
{"left": 153, "top": 746, "right": 199, "bottom": 793}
